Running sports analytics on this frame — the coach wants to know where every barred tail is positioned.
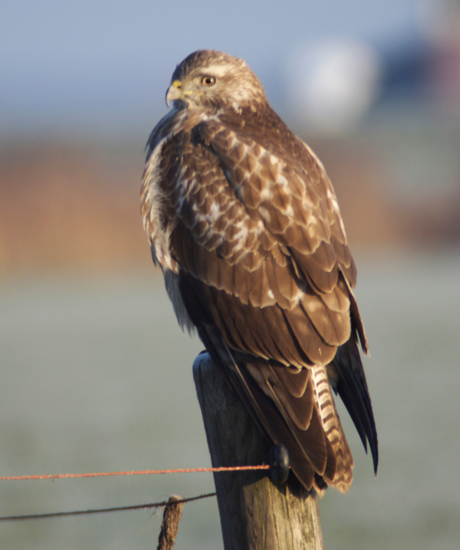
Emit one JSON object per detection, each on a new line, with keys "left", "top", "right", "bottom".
{"left": 311, "top": 365, "right": 353, "bottom": 493}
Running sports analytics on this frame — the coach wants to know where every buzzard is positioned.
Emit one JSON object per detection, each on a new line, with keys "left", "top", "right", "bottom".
{"left": 141, "top": 50, "right": 378, "bottom": 494}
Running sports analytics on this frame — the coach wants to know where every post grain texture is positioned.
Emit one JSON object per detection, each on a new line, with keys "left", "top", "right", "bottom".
{"left": 193, "top": 353, "right": 324, "bottom": 550}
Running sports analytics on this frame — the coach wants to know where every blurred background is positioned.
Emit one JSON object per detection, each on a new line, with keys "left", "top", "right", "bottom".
{"left": 1, "top": 0, "right": 459, "bottom": 548}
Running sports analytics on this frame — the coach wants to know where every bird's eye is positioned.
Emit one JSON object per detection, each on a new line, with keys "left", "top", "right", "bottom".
{"left": 201, "top": 76, "right": 216, "bottom": 87}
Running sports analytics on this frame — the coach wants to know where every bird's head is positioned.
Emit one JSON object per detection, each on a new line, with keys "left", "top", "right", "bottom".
{"left": 165, "top": 50, "right": 267, "bottom": 112}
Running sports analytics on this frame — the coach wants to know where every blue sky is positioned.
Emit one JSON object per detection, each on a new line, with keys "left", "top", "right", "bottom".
{"left": 1, "top": 0, "right": 423, "bottom": 136}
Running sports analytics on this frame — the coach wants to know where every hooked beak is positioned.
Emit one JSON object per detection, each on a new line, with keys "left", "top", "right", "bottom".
{"left": 165, "top": 80, "right": 182, "bottom": 107}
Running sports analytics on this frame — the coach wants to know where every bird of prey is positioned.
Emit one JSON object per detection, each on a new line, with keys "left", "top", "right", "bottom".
{"left": 141, "top": 50, "right": 378, "bottom": 494}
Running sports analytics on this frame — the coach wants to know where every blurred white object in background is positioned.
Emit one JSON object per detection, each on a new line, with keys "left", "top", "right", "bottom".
{"left": 286, "top": 38, "right": 382, "bottom": 134}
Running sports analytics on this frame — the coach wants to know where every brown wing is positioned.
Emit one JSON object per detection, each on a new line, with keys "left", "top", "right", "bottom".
{"left": 166, "top": 109, "right": 360, "bottom": 363}
{"left": 142, "top": 106, "right": 377, "bottom": 492}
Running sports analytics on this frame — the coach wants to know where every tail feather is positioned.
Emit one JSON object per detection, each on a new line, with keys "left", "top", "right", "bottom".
{"left": 329, "top": 336, "right": 379, "bottom": 474}
{"left": 228, "top": 358, "right": 355, "bottom": 494}
{"left": 311, "top": 365, "right": 354, "bottom": 492}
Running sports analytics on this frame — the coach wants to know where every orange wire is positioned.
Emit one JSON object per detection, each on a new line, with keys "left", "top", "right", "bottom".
{"left": 0, "top": 464, "right": 272, "bottom": 481}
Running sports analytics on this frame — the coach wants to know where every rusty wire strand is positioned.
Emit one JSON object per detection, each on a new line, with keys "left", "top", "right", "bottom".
{"left": 0, "top": 492, "right": 216, "bottom": 522}
{"left": 0, "top": 464, "right": 271, "bottom": 482}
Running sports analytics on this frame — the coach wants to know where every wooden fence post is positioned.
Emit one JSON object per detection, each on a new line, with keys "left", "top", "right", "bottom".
{"left": 193, "top": 352, "right": 324, "bottom": 550}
